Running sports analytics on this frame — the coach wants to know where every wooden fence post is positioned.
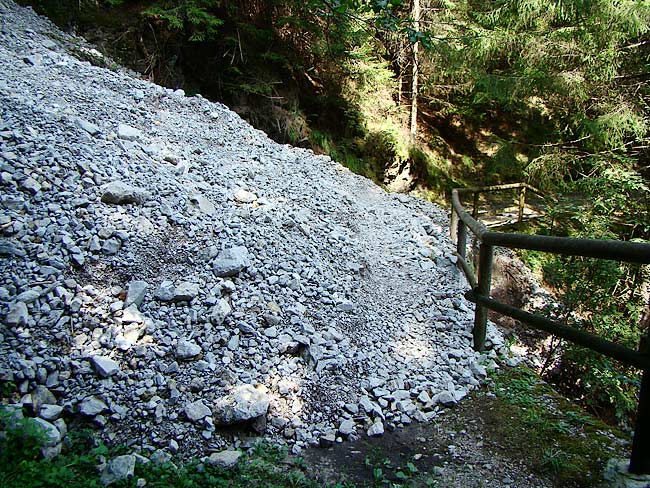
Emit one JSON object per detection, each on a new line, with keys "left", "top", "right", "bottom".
{"left": 518, "top": 186, "right": 527, "bottom": 223}
{"left": 472, "top": 243, "right": 493, "bottom": 351}
{"left": 629, "top": 334, "right": 650, "bottom": 474}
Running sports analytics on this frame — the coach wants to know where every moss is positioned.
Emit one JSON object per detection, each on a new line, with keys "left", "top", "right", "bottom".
{"left": 488, "top": 367, "right": 626, "bottom": 486}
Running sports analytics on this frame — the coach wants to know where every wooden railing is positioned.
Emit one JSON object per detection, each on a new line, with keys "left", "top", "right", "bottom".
{"left": 450, "top": 185, "right": 650, "bottom": 475}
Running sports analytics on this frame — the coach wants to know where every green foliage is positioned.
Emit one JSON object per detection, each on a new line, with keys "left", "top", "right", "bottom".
{"left": 491, "top": 368, "right": 624, "bottom": 484}
{"left": 143, "top": 0, "right": 224, "bottom": 41}
{"left": 0, "top": 415, "right": 334, "bottom": 488}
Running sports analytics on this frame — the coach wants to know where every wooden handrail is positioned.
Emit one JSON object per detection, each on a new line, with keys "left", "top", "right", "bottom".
{"left": 449, "top": 185, "right": 650, "bottom": 475}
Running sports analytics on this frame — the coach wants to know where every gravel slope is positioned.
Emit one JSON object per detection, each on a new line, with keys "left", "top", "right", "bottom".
{"left": 0, "top": 0, "right": 506, "bottom": 460}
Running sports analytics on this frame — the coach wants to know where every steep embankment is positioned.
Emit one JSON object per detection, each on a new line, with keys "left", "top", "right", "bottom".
{"left": 0, "top": 0, "right": 505, "bottom": 459}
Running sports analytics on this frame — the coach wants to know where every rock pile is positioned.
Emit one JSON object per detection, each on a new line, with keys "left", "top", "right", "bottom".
{"left": 0, "top": 0, "right": 506, "bottom": 461}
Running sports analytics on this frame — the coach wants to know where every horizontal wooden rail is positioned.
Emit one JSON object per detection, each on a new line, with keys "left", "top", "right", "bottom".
{"left": 465, "top": 290, "right": 650, "bottom": 371}
{"left": 449, "top": 185, "right": 650, "bottom": 475}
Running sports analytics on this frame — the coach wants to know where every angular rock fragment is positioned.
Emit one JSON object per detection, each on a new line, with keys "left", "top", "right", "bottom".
{"left": 176, "top": 339, "right": 201, "bottom": 360}
{"left": 212, "top": 246, "right": 250, "bottom": 277}
{"left": 210, "top": 298, "right": 231, "bottom": 325}
{"left": 101, "top": 181, "right": 147, "bottom": 205}
{"left": 117, "top": 124, "right": 142, "bottom": 142}
{"left": 79, "top": 396, "right": 108, "bottom": 416}
{"left": 6, "top": 301, "right": 28, "bottom": 326}
{"left": 173, "top": 282, "right": 200, "bottom": 302}
{"left": 433, "top": 391, "right": 457, "bottom": 407}
{"left": 206, "top": 450, "right": 241, "bottom": 468}
{"left": 367, "top": 420, "right": 384, "bottom": 437}
{"left": 154, "top": 280, "right": 175, "bottom": 301}
{"left": 100, "top": 454, "right": 136, "bottom": 486}
{"left": 125, "top": 280, "right": 148, "bottom": 307}
{"left": 213, "top": 384, "right": 270, "bottom": 425}
{"left": 91, "top": 356, "right": 120, "bottom": 378}
{"left": 184, "top": 400, "right": 211, "bottom": 422}
{"left": 75, "top": 118, "right": 100, "bottom": 136}
{"left": 338, "top": 419, "right": 356, "bottom": 437}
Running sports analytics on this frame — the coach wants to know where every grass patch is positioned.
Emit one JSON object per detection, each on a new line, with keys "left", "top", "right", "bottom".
{"left": 488, "top": 367, "right": 626, "bottom": 486}
{"left": 0, "top": 408, "right": 343, "bottom": 488}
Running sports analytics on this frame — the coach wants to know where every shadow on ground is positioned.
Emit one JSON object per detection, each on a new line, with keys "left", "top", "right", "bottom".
{"left": 299, "top": 371, "right": 628, "bottom": 488}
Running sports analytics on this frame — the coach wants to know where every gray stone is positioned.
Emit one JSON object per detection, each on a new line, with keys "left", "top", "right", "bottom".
{"left": 17, "top": 289, "right": 40, "bottom": 303}
{"left": 433, "top": 391, "right": 457, "bottom": 407}
{"left": 319, "top": 433, "right": 336, "bottom": 448}
{"left": 23, "top": 54, "right": 42, "bottom": 66}
{"left": 125, "top": 280, "right": 148, "bottom": 307}
{"left": 100, "top": 454, "right": 136, "bottom": 486}
{"left": 213, "top": 246, "right": 250, "bottom": 277}
{"left": 154, "top": 280, "right": 175, "bottom": 301}
{"left": 263, "top": 326, "right": 278, "bottom": 338}
{"left": 31, "top": 417, "right": 62, "bottom": 446}
{"left": 367, "top": 420, "right": 384, "bottom": 437}
{"left": 79, "top": 396, "right": 108, "bottom": 416}
{"left": 234, "top": 189, "right": 257, "bottom": 204}
{"left": 102, "top": 238, "right": 121, "bottom": 254}
{"left": 75, "top": 118, "right": 100, "bottom": 136}
{"left": 176, "top": 339, "right": 201, "bottom": 360}
{"left": 190, "top": 194, "right": 216, "bottom": 215}
{"left": 184, "top": 400, "right": 211, "bottom": 422}
{"left": 91, "top": 356, "right": 120, "bottom": 378}
{"left": 417, "top": 390, "right": 431, "bottom": 404}
{"left": 0, "top": 240, "right": 26, "bottom": 257}
{"left": 101, "top": 181, "right": 147, "bottom": 205}
{"left": 603, "top": 459, "right": 650, "bottom": 488}
{"left": 237, "top": 321, "right": 256, "bottom": 335}
{"left": 6, "top": 301, "right": 28, "bottom": 326}
{"left": 117, "top": 124, "right": 142, "bottom": 142}
{"left": 39, "top": 404, "right": 64, "bottom": 421}
{"left": 206, "top": 450, "right": 242, "bottom": 469}
{"left": 213, "top": 384, "right": 270, "bottom": 425}
{"left": 338, "top": 419, "right": 356, "bottom": 436}
{"left": 31, "top": 385, "right": 56, "bottom": 413}
{"left": 210, "top": 298, "right": 232, "bottom": 325}
{"left": 227, "top": 335, "right": 240, "bottom": 351}
{"left": 173, "top": 282, "right": 200, "bottom": 302}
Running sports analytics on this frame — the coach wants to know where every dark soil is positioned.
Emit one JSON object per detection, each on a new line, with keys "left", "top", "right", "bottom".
{"left": 299, "top": 378, "right": 628, "bottom": 488}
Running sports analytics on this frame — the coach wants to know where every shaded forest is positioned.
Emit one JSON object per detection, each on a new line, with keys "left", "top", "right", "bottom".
{"left": 25, "top": 0, "right": 650, "bottom": 426}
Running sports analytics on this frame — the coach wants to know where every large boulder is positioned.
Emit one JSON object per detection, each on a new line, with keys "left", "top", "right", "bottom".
{"left": 213, "top": 384, "right": 269, "bottom": 425}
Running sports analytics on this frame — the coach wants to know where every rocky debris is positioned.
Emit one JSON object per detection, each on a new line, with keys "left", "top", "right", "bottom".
{"left": 25, "top": 416, "right": 65, "bottom": 459}
{"left": 125, "top": 280, "right": 148, "bottom": 307}
{"left": 234, "top": 189, "right": 257, "bottom": 204}
{"left": 91, "top": 356, "right": 120, "bottom": 378}
{"left": 184, "top": 400, "right": 211, "bottom": 422}
{"left": 213, "top": 385, "right": 270, "bottom": 425}
{"left": 367, "top": 420, "right": 385, "bottom": 437}
{"left": 79, "top": 396, "right": 108, "bottom": 416}
{"left": 39, "top": 404, "right": 64, "bottom": 421}
{"left": 206, "top": 450, "right": 242, "bottom": 468}
{"left": 212, "top": 246, "right": 250, "bottom": 277}
{"left": 6, "top": 301, "right": 28, "bottom": 325}
{"left": 101, "top": 181, "right": 147, "bottom": 205}
{"left": 172, "top": 281, "right": 199, "bottom": 302}
{"left": 604, "top": 459, "right": 650, "bottom": 488}
{"left": 176, "top": 339, "right": 202, "bottom": 360}
{"left": 116, "top": 124, "right": 142, "bottom": 142}
{"left": 75, "top": 118, "right": 100, "bottom": 136}
{"left": 100, "top": 454, "right": 136, "bottom": 485}
{"left": 210, "top": 298, "right": 231, "bottom": 325}
{"left": 338, "top": 419, "right": 356, "bottom": 437}
{"left": 154, "top": 280, "right": 175, "bottom": 301}
{"left": 0, "top": 0, "right": 511, "bottom": 463}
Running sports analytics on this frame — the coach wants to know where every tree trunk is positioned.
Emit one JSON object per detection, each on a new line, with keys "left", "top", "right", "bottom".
{"left": 410, "top": 0, "right": 420, "bottom": 139}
